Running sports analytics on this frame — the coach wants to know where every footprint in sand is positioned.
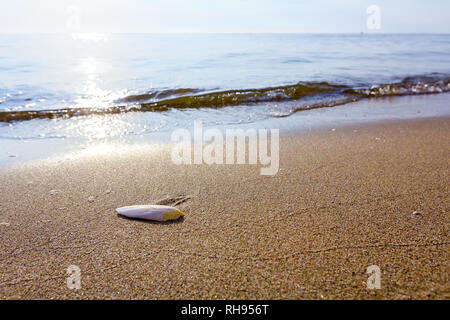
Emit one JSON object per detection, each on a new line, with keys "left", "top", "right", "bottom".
{"left": 155, "top": 195, "right": 191, "bottom": 207}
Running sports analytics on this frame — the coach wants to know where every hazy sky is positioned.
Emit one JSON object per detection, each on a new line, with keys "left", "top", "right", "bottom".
{"left": 1, "top": 0, "right": 449, "bottom": 33}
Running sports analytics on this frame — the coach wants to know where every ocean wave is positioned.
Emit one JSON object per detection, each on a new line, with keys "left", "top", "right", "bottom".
{"left": 0, "top": 75, "right": 449, "bottom": 122}
{"left": 116, "top": 88, "right": 204, "bottom": 103}
{"left": 344, "top": 75, "right": 450, "bottom": 96}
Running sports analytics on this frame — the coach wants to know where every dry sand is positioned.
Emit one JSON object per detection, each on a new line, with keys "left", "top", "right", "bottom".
{"left": 0, "top": 117, "right": 449, "bottom": 299}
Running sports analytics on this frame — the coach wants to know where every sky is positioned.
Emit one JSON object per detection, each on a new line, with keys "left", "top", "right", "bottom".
{"left": 1, "top": 0, "right": 449, "bottom": 34}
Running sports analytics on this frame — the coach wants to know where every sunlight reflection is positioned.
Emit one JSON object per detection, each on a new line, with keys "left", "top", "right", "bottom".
{"left": 80, "top": 143, "right": 118, "bottom": 156}
{"left": 73, "top": 57, "right": 130, "bottom": 110}
{"left": 55, "top": 141, "right": 167, "bottom": 164}
{"left": 79, "top": 57, "right": 98, "bottom": 74}
{"left": 67, "top": 40, "right": 135, "bottom": 138}
{"left": 63, "top": 115, "right": 133, "bottom": 139}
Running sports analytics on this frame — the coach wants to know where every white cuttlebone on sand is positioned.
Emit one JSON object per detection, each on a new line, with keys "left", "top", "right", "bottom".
{"left": 116, "top": 205, "right": 183, "bottom": 222}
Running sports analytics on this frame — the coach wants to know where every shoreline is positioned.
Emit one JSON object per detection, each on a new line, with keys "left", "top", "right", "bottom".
{"left": 1, "top": 92, "right": 450, "bottom": 167}
{"left": 0, "top": 112, "right": 449, "bottom": 299}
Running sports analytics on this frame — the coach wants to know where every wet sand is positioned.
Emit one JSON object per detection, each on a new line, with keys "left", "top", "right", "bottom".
{"left": 0, "top": 115, "right": 449, "bottom": 299}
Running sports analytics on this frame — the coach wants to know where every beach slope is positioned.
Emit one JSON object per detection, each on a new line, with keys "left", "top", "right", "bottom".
{"left": 0, "top": 116, "right": 449, "bottom": 299}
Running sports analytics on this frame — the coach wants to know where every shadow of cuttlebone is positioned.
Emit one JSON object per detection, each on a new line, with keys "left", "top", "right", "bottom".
{"left": 116, "top": 214, "right": 185, "bottom": 225}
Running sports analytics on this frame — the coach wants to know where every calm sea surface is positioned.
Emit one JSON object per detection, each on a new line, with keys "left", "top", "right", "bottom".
{"left": 1, "top": 34, "right": 450, "bottom": 140}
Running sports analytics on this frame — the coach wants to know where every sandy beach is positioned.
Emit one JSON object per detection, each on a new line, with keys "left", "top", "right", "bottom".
{"left": 0, "top": 111, "right": 449, "bottom": 299}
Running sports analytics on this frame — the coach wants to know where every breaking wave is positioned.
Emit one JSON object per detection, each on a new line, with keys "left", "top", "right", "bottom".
{"left": 1, "top": 75, "right": 449, "bottom": 122}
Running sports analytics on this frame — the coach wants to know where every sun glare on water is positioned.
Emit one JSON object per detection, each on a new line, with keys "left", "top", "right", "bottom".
{"left": 66, "top": 34, "right": 133, "bottom": 139}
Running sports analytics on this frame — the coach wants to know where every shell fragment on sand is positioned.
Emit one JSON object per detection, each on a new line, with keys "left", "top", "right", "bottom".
{"left": 116, "top": 205, "right": 184, "bottom": 222}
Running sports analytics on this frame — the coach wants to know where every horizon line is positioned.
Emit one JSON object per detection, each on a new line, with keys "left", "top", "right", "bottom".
{"left": 1, "top": 32, "right": 450, "bottom": 35}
